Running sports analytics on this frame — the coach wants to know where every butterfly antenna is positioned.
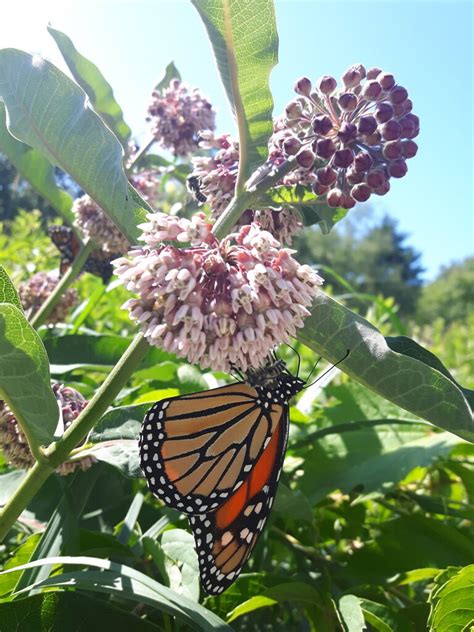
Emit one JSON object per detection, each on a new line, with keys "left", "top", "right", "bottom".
{"left": 304, "top": 355, "right": 322, "bottom": 384}
{"left": 302, "top": 349, "right": 350, "bottom": 389}
{"left": 284, "top": 342, "right": 301, "bottom": 377}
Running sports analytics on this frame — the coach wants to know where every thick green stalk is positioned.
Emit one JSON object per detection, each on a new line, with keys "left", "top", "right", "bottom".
{"left": 30, "top": 240, "right": 96, "bottom": 328}
{"left": 0, "top": 334, "right": 149, "bottom": 542}
{"left": 212, "top": 157, "right": 296, "bottom": 239}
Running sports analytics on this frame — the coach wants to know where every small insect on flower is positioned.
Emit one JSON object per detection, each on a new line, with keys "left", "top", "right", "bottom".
{"left": 187, "top": 175, "right": 208, "bottom": 204}
{"left": 139, "top": 350, "right": 349, "bottom": 595}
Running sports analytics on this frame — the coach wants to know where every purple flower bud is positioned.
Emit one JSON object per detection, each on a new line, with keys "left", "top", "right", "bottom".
{"left": 374, "top": 181, "right": 391, "bottom": 196}
{"left": 380, "top": 120, "right": 402, "bottom": 141}
{"left": 342, "top": 194, "right": 356, "bottom": 209}
{"left": 283, "top": 136, "right": 303, "bottom": 155}
{"left": 338, "top": 92, "right": 358, "bottom": 111}
{"left": 334, "top": 148, "right": 354, "bottom": 168}
{"left": 367, "top": 169, "right": 387, "bottom": 188}
{"left": 342, "top": 66, "right": 362, "bottom": 88}
{"left": 353, "top": 64, "right": 367, "bottom": 79}
{"left": 317, "top": 75, "right": 337, "bottom": 95}
{"left": 390, "top": 85, "right": 409, "bottom": 105}
{"left": 365, "top": 131, "right": 382, "bottom": 146}
{"left": 313, "top": 115, "right": 333, "bottom": 136}
{"left": 392, "top": 103, "right": 406, "bottom": 117}
{"left": 327, "top": 188, "right": 344, "bottom": 207}
{"left": 315, "top": 138, "right": 336, "bottom": 159}
{"left": 296, "top": 148, "right": 316, "bottom": 169}
{"left": 351, "top": 183, "right": 372, "bottom": 202}
{"left": 317, "top": 166, "right": 337, "bottom": 186}
{"left": 312, "top": 181, "right": 329, "bottom": 196}
{"left": 399, "top": 114, "right": 419, "bottom": 138}
{"left": 366, "top": 67, "right": 382, "bottom": 79}
{"left": 295, "top": 77, "right": 312, "bottom": 96}
{"left": 379, "top": 72, "right": 396, "bottom": 91}
{"left": 338, "top": 122, "right": 358, "bottom": 144}
{"left": 375, "top": 102, "right": 394, "bottom": 124}
{"left": 358, "top": 115, "right": 377, "bottom": 136}
{"left": 354, "top": 151, "right": 373, "bottom": 172}
{"left": 382, "top": 140, "right": 403, "bottom": 160}
{"left": 285, "top": 100, "right": 303, "bottom": 119}
{"left": 388, "top": 159, "right": 408, "bottom": 178}
{"left": 362, "top": 81, "right": 383, "bottom": 100}
{"left": 402, "top": 140, "right": 418, "bottom": 159}
{"left": 404, "top": 99, "right": 413, "bottom": 113}
{"left": 347, "top": 168, "right": 365, "bottom": 185}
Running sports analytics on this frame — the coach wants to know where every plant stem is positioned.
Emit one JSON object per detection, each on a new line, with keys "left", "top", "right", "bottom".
{"left": 212, "top": 157, "right": 296, "bottom": 239}
{"left": 30, "top": 240, "right": 96, "bottom": 329}
{"left": 126, "top": 136, "right": 156, "bottom": 174}
{"left": 0, "top": 333, "right": 149, "bottom": 542}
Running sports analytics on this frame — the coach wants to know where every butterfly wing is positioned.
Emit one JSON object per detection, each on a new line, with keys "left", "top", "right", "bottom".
{"left": 48, "top": 225, "right": 77, "bottom": 275}
{"left": 189, "top": 405, "right": 288, "bottom": 594}
{"left": 139, "top": 383, "right": 284, "bottom": 514}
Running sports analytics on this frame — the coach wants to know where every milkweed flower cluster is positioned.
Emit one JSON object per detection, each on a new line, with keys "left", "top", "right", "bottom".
{"left": 147, "top": 79, "right": 216, "bottom": 157}
{"left": 73, "top": 194, "right": 130, "bottom": 254}
{"left": 0, "top": 384, "right": 93, "bottom": 474}
{"left": 19, "top": 271, "right": 79, "bottom": 324}
{"left": 272, "top": 64, "right": 419, "bottom": 208}
{"left": 190, "top": 132, "right": 302, "bottom": 244}
{"left": 113, "top": 212, "right": 323, "bottom": 372}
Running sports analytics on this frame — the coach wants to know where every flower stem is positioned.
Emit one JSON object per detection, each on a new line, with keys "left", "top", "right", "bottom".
{"left": 0, "top": 333, "right": 149, "bottom": 542}
{"left": 30, "top": 240, "right": 96, "bottom": 329}
{"left": 212, "top": 157, "right": 296, "bottom": 240}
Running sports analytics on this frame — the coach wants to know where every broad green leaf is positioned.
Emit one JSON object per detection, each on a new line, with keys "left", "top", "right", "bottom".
{"left": 297, "top": 293, "right": 474, "bottom": 441}
{"left": 394, "top": 568, "right": 440, "bottom": 586}
{"left": 77, "top": 441, "right": 141, "bottom": 478}
{"left": 264, "top": 185, "right": 347, "bottom": 233}
{"left": 191, "top": 0, "right": 278, "bottom": 186}
{"left": 0, "top": 303, "right": 58, "bottom": 448}
{"left": 0, "top": 533, "right": 40, "bottom": 598}
{"left": 338, "top": 595, "right": 367, "bottom": 632}
{"left": 0, "top": 265, "right": 22, "bottom": 310}
{"left": 0, "top": 49, "right": 149, "bottom": 244}
{"left": 1, "top": 555, "right": 233, "bottom": 631}
{"left": 155, "top": 61, "right": 182, "bottom": 92}
{"left": 386, "top": 335, "right": 474, "bottom": 411}
{"left": 48, "top": 26, "right": 132, "bottom": 149}
{"left": 0, "top": 471, "right": 27, "bottom": 506}
{"left": 345, "top": 515, "right": 474, "bottom": 584}
{"left": 0, "top": 103, "right": 74, "bottom": 223}
{"left": 227, "top": 582, "right": 322, "bottom": 623}
{"left": 428, "top": 565, "right": 474, "bottom": 632}
{"left": 0, "top": 592, "right": 162, "bottom": 630}
{"left": 43, "top": 334, "right": 170, "bottom": 370}
{"left": 273, "top": 483, "right": 313, "bottom": 523}
{"left": 162, "top": 528, "right": 200, "bottom": 601}
{"left": 360, "top": 599, "right": 414, "bottom": 632}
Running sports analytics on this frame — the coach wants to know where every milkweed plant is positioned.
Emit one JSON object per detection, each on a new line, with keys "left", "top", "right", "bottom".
{"left": 0, "top": 2, "right": 472, "bottom": 630}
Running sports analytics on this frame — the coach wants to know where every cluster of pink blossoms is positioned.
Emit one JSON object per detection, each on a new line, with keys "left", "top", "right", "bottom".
{"left": 113, "top": 213, "right": 323, "bottom": 372}
{"left": 147, "top": 79, "right": 216, "bottom": 157}
{"left": 0, "top": 384, "right": 93, "bottom": 474}
{"left": 73, "top": 194, "right": 130, "bottom": 254}
{"left": 190, "top": 132, "right": 302, "bottom": 244}
{"left": 19, "top": 271, "right": 79, "bottom": 325}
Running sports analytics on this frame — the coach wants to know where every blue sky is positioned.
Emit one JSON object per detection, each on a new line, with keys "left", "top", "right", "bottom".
{"left": 1, "top": 0, "right": 472, "bottom": 280}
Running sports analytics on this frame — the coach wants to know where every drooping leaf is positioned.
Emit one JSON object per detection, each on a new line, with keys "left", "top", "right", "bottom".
{"left": 428, "top": 565, "right": 474, "bottom": 632}
{"left": 0, "top": 303, "right": 58, "bottom": 449}
{"left": 360, "top": 599, "right": 414, "bottom": 632}
{"left": 161, "top": 528, "right": 200, "bottom": 601}
{"left": 1, "top": 555, "right": 233, "bottom": 631}
{"left": 154, "top": 61, "right": 182, "bottom": 92}
{"left": 0, "top": 103, "right": 74, "bottom": 223}
{"left": 338, "top": 595, "right": 367, "bottom": 632}
{"left": 0, "top": 49, "right": 149, "bottom": 244}
{"left": 0, "top": 533, "right": 41, "bottom": 598}
{"left": 0, "top": 471, "right": 27, "bottom": 506}
{"left": 191, "top": 0, "right": 278, "bottom": 186}
{"left": 0, "top": 592, "right": 162, "bottom": 630}
{"left": 0, "top": 265, "right": 22, "bottom": 310}
{"left": 48, "top": 26, "right": 132, "bottom": 149}
{"left": 297, "top": 293, "right": 474, "bottom": 441}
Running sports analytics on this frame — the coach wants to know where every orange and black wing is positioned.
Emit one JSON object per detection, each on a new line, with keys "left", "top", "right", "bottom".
{"left": 139, "top": 383, "right": 283, "bottom": 514}
{"left": 189, "top": 404, "right": 288, "bottom": 594}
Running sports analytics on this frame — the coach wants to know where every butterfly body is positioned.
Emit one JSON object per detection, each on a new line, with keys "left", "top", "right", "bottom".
{"left": 139, "top": 359, "right": 304, "bottom": 594}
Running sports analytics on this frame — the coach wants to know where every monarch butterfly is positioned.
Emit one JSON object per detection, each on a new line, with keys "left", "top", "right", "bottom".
{"left": 139, "top": 350, "right": 349, "bottom": 595}
{"left": 48, "top": 225, "right": 117, "bottom": 284}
